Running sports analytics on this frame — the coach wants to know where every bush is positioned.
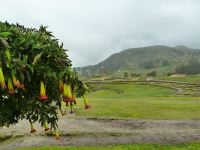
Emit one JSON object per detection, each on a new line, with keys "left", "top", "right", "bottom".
{"left": 147, "top": 71, "right": 157, "bottom": 77}
{"left": 123, "top": 72, "right": 129, "bottom": 77}
{"left": 130, "top": 73, "right": 140, "bottom": 77}
{"left": 143, "top": 60, "right": 154, "bottom": 69}
{"left": 176, "top": 60, "right": 200, "bottom": 75}
{"left": 167, "top": 72, "right": 172, "bottom": 76}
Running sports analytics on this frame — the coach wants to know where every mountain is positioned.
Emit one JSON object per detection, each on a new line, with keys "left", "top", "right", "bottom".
{"left": 76, "top": 45, "right": 200, "bottom": 76}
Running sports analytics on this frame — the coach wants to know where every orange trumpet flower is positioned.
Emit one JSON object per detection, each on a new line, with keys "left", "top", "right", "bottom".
{"left": 12, "top": 74, "right": 24, "bottom": 89}
{"left": 8, "top": 77, "right": 15, "bottom": 95}
{"left": 39, "top": 81, "right": 48, "bottom": 101}
{"left": 63, "top": 83, "right": 73, "bottom": 103}
{"left": 59, "top": 80, "right": 64, "bottom": 93}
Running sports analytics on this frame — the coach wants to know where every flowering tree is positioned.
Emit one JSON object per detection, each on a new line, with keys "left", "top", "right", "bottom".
{"left": 0, "top": 22, "right": 89, "bottom": 139}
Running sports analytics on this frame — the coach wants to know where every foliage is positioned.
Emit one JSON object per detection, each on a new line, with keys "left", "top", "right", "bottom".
{"left": 175, "top": 60, "right": 200, "bottom": 75}
{"left": 130, "top": 73, "right": 140, "bottom": 77}
{"left": 167, "top": 72, "right": 173, "bottom": 76}
{"left": 123, "top": 72, "right": 129, "bottom": 77}
{"left": 147, "top": 71, "right": 157, "bottom": 77}
{"left": 142, "top": 60, "right": 154, "bottom": 69}
{"left": 0, "top": 21, "right": 88, "bottom": 135}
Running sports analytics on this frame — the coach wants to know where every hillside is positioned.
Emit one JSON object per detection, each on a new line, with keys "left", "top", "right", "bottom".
{"left": 76, "top": 45, "right": 200, "bottom": 76}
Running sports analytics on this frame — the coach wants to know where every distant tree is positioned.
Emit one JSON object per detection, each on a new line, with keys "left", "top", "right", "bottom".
{"left": 155, "top": 58, "right": 170, "bottom": 67}
{"left": 147, "top": 71, "right": 157, "bottom": 77}
{"left": 161, "top": 59, "right": 170, "bottom": 66}
{"left": 130, "top": 73, "right": 140, "bottom": 77}
{"left": 124, "top": 72, "right": 129, "bottom": 77}
{"left": 176, "top": 60, "right": 200, "bottom": 75}
{"left": 167, "top": 72, "right": 172, "bottom": 76}
{"left": 99, "top": 69, "right": 110, "bottom": 76}
{"left": 143, "top": 60, "right": 154, "bottom": 69}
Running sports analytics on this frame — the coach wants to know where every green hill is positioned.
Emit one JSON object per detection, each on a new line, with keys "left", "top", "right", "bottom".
{"left": 76, "top": 45, "right": 200, "bottom": 76}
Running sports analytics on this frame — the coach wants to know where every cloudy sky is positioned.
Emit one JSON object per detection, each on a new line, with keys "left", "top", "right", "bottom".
{"left": 0, "top": 0, "right": 200, "bottom": 67}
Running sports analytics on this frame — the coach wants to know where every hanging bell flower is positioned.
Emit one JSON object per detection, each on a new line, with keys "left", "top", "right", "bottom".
{"left": 69, "top": 102, "right": 74, "bottom": 114}
{"left": 44, "top": 121, "right": 50, "bottom": 131}
{"left": 0, "top": 67, "right": 6, "bottom": 89}
{"left": 5, "top": 49, "right": 11, "bottom": 67}
{"left": 12, "top": 74, "right": 24, "bottom": 89}
{"left": 30, "top": 122, "right": 36, "bottom": 133}
{"left": 63, "top": 83, "right": 73, "bottom": 104}
{"left": 55, "top": 129, "right": 60, "bottom": 140}
{"left": 63, "top": 83, "right": 69, "bottom": 97}
{"left": 83, "top": 95, "right": 90, "bottom": 109}
{"left": 8, "top": 77, "right": 15, "bottom": 95}
{"left": 39, "top": 81, "right": 48, "bottom": 101}
{"left": 59, "top": 80, "right": 64, "bottom": 93}
{"left": 5, "top": 49, "right": 11, "bottom": 63}
{"left": 72, "top": 96, "right": 77, "bottom": 105}
{"left": 72, "top": 92, "right": 77, "bottom": 105}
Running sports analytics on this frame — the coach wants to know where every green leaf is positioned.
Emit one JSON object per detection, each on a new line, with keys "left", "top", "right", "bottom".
{"left": 19, "top": 71, "right": 24, "bottom": 82}
{"left": 0, "top": 32, "right": 12, "bottom": 38}
{"left": 25, "top": 70, "right": 31, "bottom": 82}
{"left": 0, "top": 38, "right": 9, "bottom": 48}
{"left": 32, "top": 51, "right": 43, "bottom": 65}
{"left": 26, "top": 64, "right": 34, "bottom": 73}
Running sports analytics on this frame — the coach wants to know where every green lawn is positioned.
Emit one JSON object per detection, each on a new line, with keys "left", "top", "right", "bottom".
{"left": 18, "top": 143, "right": 200, "bottom": 150}
{"left": 73, "top": 83, "right": 200, "bottom": 119}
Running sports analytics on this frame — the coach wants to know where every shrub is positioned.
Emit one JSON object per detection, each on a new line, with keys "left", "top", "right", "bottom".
{"left": 147, "top": 71, "right": 157, "bottom": 77}
{"left": 123, "top": 72, "right": 129, "bottom": 77}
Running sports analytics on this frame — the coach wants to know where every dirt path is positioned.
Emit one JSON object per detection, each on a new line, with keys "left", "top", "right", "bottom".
{"left": 1, "top": 116, "right": 200, "bottom": 149}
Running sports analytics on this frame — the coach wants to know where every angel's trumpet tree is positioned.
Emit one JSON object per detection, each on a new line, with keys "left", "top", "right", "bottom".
{"left": 0, "top": 21, "right": 90, "bottom": 140}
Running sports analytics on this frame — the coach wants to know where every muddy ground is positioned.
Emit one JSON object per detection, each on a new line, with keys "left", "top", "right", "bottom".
{"left": 1, "top": 116, "right": 200, "bottom": 149}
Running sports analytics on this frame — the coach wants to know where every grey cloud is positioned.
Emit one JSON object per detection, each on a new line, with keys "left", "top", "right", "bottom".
{"left": 0, "top": 0, "right": 200, "bottom": 66}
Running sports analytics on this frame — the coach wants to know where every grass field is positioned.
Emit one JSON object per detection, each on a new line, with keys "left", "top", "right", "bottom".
{"left": 18, "top": 143, "right": 200, "bottom": 150}
{"left": 73, "top": 83, "right": 200, "bottom": 119}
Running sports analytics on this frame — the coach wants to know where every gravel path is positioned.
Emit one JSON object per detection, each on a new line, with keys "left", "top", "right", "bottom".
{"left": 1, "top": 116, "right": 200, "bottom": 149}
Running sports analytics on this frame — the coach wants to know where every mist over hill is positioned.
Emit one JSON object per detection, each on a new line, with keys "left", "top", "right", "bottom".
{"left": 76, "top": 45, "right": 200, "bottom": 76}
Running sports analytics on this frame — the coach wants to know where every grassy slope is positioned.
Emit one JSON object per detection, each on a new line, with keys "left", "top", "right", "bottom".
{"left": 18, "top": 143, "right": 200, "bottom": 150}
{"left": 74, "top": 83, "right": 200, "bottom": 119}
